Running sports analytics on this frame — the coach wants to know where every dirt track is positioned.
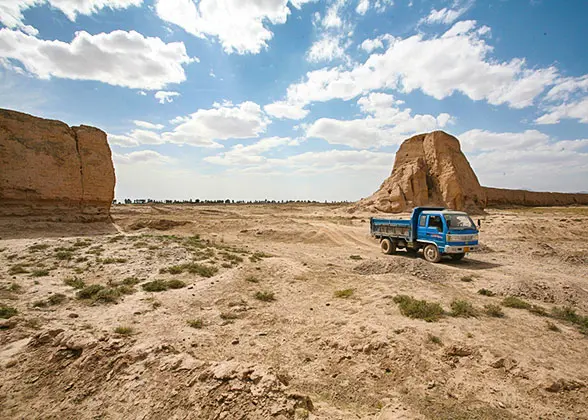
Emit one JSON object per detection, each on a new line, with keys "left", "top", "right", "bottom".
{"left": 1, "top": 204, "right": 588, "bottom": 419}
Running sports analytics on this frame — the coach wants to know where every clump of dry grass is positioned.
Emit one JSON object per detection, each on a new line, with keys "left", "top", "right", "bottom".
{"left": 114, "top": 326, "right": 134, "bottom": 335}
{"left": 254, "top": 291, "right": 275, "bottom": 302}
{"left": 484, "top": 304, "right": 505, "bottom": 318}
{"left": 392, "top": 295, "right": 445, "bottom": 322}
{"left": 334, "top": 289, "right": 354, "bottom": 298}
{"left": 187, "top": 319, "right": 204, "bottom": 329}
{"left": 450, "top": 299, "right": 478, "bottom": 318}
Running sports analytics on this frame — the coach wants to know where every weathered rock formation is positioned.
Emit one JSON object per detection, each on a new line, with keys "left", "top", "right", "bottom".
{"left": 0, "top": 109, "right": 115, "bottom": 221}
{"left": 359, "top": 131, "right": 486, "bottom": 213}
{"left": 359, "top": 130, "right": 588, "bottom": 213}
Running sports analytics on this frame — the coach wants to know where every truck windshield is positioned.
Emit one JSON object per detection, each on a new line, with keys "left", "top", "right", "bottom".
{"left": 444, "top": 214, "right": 475, "bottom": 230}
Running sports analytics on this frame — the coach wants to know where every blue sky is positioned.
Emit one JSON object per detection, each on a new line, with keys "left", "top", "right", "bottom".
{"left": 1, "top": 0, "right": 587, "bottom": 201}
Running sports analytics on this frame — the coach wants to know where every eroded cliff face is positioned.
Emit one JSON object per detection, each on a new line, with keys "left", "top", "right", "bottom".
{"left": 359, "top": 131, "right": 486, "bottom": 213}
{"left": 0, "top": 109, "right": 115, "bottom": 221}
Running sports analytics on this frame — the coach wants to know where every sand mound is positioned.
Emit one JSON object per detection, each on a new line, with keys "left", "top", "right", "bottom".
{"left": 497, "top": 279, "right": 588, "bottom": 308}
{"left": 127, "top": 219, "right": 191, "bottom": 231}
{"left": 353, "top": 257, "right": 447, "bottom": 281}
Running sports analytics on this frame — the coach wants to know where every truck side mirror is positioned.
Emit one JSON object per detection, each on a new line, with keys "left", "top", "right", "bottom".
{"left": 477, "top": 219, "right": 481, "bottom": 229}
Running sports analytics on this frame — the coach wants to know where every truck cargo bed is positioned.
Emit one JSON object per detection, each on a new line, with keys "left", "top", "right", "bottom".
{"left": 370, "top": 218, "right": 411, "bottom": 238}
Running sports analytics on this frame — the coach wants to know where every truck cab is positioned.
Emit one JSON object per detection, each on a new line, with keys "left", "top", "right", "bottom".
{"left": 370, "top": 207, "right": 479, "bottom": 263}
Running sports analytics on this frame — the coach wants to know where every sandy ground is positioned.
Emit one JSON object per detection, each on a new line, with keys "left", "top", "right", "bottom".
{"left": 1, "top": 203, "right": 587, "bottom": 419}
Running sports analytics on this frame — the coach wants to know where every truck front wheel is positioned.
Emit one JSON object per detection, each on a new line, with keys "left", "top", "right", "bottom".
{"left": 450, "top": 253, "right": 465, "bottom": 261}
{"left": 423, "top": 244, "right": 442, "bottom": 263}
{"left": 381, "top": 238, "right": 395, "bottom": 255}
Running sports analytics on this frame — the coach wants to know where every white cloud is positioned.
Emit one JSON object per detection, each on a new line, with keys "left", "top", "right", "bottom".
{"left": 154, "top": 0, "right": 313, "bottom": 55}
{"left": 307, "top": 34, "right": 348, "bottom": 63}
{"left": 155, "top": 91, "right": 180, "bottom": 104}
{"left": 114, "top": 150, "right": 173, "bottom": 165}
{"left": 264, "top": 101, "right": 309, "bottom": 120}
{"left": 204, "top": 136, "right": 297, "bottom": 166}
{"left": 356, "top": 0, "right": 370, "bottom": 15}
{"left": 544, "top": 75, "right": 588, "bottom": 102}
{"left": 0, "top": 0, "right": 142, "bottom": 31}
{"left": 0, "top": 29, "right": 194, "bottom": 90}
{"left": 108, "top": 133, "right": 140, "bottom": 148}
{"left": 359, "top": 34, "right": 396, "bottom": 53}
{"left": 133, "top": 120, "right": 165, "bottom": 130}
{"left": 460, "top": 130, "right": 588, "bottom": 192}
{"left": 306, "top": 93, "right": 452, "bottom": 149}
{"left": 422, "top": 6, "right": 468, "bottom": 25}
{"left": 138, "top": 90, "right": 147, "bottom": 96}
{"left": 535, "top": 97, "right": 588, "bottom": 125}
{"left": 280, "top": 21, "right": 558, "bottom": 110}
{"left": 322, "top": 0, "right": 345, "bottom": 28}
{"left": 161, "top": 101, "right": 270, "bottom": 147}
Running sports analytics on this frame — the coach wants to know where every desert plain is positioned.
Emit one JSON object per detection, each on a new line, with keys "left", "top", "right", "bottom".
{"left": 1, "top": 203, "right": 587, "bottom": 420}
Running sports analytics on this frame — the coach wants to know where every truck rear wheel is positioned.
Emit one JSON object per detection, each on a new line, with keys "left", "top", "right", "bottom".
{"left": 423, "top": 244, "right": 442, "bottom": 263}
{"left": 381, "top": 238, "right": 395, "bottom": 255}
{"left": 450, "top": 253, "right": 465, "bottom": 261}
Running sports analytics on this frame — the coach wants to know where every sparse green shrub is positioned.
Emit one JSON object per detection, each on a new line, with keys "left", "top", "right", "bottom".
{"left": 334, "top": 289, "right": 354, "bottom": 298}
{"left": 116, "top": 285, "right": 136, "bottom": 295}
{"left": 108, "top": 236, "right": 124, "bottom": 243}
{"left": 114, "top": 326, "right": 134, "bottom": 335}
{"left": 8, "top": 264, "right": 29, "bottom": 275}
{"left": 529, "top": 305, "right": 549, "bottom": 316}
{"left": 100, "top": 257, "right": 128, "bottom": 264}
{"left": 450, "top": 299, "right": 477, "bottom": 318}
{"left": 221, "top": 252, "right": 243, "bottom": 263}
{"left": 30, "top": 269, "right": 50, "bottom": 277}
{"left": 142, "top": 279, "right": 168, "bottom": 292}
{"left": 477, "top": 288, "right": 495, "bottom": 297}
{"left": 245, "top": 275, "right": 260, "bottom": 283}
{"left": 64, "top": 277, "right": 86, "bottom": 289}
{"left": 546, "top": 321, "right": 560, "bottom": 332}
{"left": 55, "top": 251, "right": 73, "bottom": 261}
{"left": 249, "top": 251, "right": 271, "bottom": 263}
{"left": 187, "top": 319, "right": 203, "bottom": 329}
{"left": 0, "top": 305, "right": 18, "bottom": 319}
{"left": 8, "top": 283, "right": 22, "bottom": 293}
{"left": 254, "top": 291, "right": 275, "bottom": 302}
{"left": 427, "top": 333, "right": 442, "bottom": 345}
{"left": 28, "top": 244, "right": 50, "bottom": 252}
{"left": 502, "top": 296, "right": 531, "bottom": 309}
{"left": 73, "top": 239, "right": 92, "bottom": 247}
{"left": 551, "top": 306, "right": 588, "bottom": 334}
{"left": 121, "top": 277, "right": 140, "bottom": 286}
{"left": 221, "top": 263, "right": 232, "bottom": 268}
{"left": 33, "top": 293, "right": 67, "bottom": 307}
{"left": 460, "top": 275, "right": 474, "bottom": 282}
{"left": 76, "top": 284, "right": 106, "bottom": 299}
{"left": 93, "top": 288, "right": 122, "bottom": 304}
{"left": 220, "top": 312, "right": 239, "bottom": 320}
{"left": 392, "top": 295, "right": 445, "bottom": 322}
{"left": 75, "top": 256, "right": 88, "bottom": 263}
{"left": 484, "top": 304, "right": 505, "bottom": 318}
{"left": 166, "top": 279, "right": 186, "bottom": 289}
{"left": 160, "top": 263, "right": 218, "bottom": 277}
{"left": 349, "top": 255, "right": 362, "bottom": 260}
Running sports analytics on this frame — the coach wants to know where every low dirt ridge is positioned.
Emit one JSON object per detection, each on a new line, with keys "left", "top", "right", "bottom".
{"left": 1, "top": 204, "right": 587, "bottom": 419}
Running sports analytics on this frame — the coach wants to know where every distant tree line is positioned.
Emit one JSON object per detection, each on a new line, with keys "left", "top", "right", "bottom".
{"left": 113, "top": 199, "right": 351, "bottom": 205}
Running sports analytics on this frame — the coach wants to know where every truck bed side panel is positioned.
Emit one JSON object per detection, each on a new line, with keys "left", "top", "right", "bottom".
{"left": 370, "top": 218, "right": 411, "bottom": 239}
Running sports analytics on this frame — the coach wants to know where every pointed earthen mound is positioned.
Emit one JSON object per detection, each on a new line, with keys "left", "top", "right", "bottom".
{"left": 359, "top": 131, "right": 486, "bottom": 213}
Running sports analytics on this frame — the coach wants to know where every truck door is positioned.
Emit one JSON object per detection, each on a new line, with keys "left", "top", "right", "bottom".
{"left": 424, "top": 214, "right": 446, "bottom": 249}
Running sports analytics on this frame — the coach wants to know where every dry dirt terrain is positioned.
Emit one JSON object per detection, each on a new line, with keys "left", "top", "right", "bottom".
{"left": 1, "top": 204, "right": 588, "bottom": 419}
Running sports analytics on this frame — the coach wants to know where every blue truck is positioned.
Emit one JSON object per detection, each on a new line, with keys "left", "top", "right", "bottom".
{"left": 370, "top": 207, "right": 479, "bottom": 263}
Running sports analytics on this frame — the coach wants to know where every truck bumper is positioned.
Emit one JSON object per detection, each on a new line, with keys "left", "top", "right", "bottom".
{"left": 443, "top": 245, "right": 479, "bottom": 254}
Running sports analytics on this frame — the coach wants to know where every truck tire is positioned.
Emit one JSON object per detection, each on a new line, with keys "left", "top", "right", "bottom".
{"left": 423, "top": 244, "right": 442, "bottom": 263}
{"left": 450, "top": 253, "right": 465, "bottom": 261}
{"left": 381, "top": 238, "right": 395, "bottom": 255}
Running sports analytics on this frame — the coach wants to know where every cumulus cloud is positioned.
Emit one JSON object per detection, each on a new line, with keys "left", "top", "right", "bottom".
{"left": 108, "top": 134, "right": 140, "bottom": 148}
{"left": 204, "top": 136, "right": 298, "bottom": 166}
{"left": 307, "top": 34, "right": 349, "bottom": 63}
{"left": 422, "top": 6, "right": 468, "bottom": 25}
{"left": 155, "top": 91, "right": 180, "bottom": 104}
{"left": 133, "top": 120, "right": 165, "bottom": 130}
{"left": 162, "top": 101, "right": 270, "bottom": 147}
{"left": 356, "top": 0, "right": 370, "bottom": 14}
{"left": 544, "top": 75, "right": 588, "bottom": 102}
{"left": 460, "top": 130, "right": 588, "bottom": 192}
{"left": 154, "top": 0, "right": 313, "bottom": 54}
{"left": 535, "top": 98, "right": 588, "bottom": 125}
{"left": 359, "top": 34, "right": 395, "bottom": 52}
{"left": 0, "top": 0, "right": 142, "bottom": 31}
{"left": 0, "top": 29, "right": 194, "bottom": 90}
{"left": 306, "top": 92, "right": 453, "bottom": 149}
{"left": 264, "top": 101, "right": 309, "bottom": 120}
{"left": 114, "top": 150, "right": 173, "bottom": 165}
{"left": 279, "top": 21, "right": 558, "bottom": 110}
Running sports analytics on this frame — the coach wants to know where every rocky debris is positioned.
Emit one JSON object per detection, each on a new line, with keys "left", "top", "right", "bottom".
{"left": 0, "top": 108, "right": 115, "bottom": 221}
{"left": 444, "top": 344, "right": 474, "bottom": 358}
{"left": 497, "top": 279, "right": 584, "bottom": 308}
{"left": 490, "top": 357, "right": 518, "bottom": 371}
{"left": 545, "top": 379, "right": 585, "bottom": 393}
{"left": 356, "top": 131, "right": 486, "bottom": 213}
{"left": 128, "top": 219, "right": 191, "bottom": 231}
